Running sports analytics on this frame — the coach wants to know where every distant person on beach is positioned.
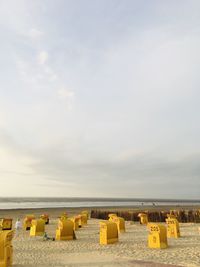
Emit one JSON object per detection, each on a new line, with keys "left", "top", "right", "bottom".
{"left": 15, "top": 218, "right": 22, "bottom": 237}
{"left": 43, "top": 232, "right": 55, "bottom": 241}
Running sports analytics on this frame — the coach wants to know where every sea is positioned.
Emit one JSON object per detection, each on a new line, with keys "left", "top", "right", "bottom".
{"left": 0, "top": 197, "right": 199, "bottom": 210}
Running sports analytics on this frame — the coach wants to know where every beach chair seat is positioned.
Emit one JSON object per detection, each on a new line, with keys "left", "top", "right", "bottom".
{"left": 30, "top": 219, "right": 45, "bottom": 237}
{"left": 40, "top": 214, "right": 49, "bottom": 224}
{"left": 100, "top": 221, "right": 118, "bottom": 245}
{"left": 56, "top": 219, "right": 76, "bottom": 241}
{"left": 0, "top": 219, "right": 12, "bottom": 230}
{"left": 23, "top": 215, "right": 35, "bottom": 230}
{"left": 147, "top": 223, "right": 168, "bottom": 249}
{"left": 138, "top": 213, "right": 148, "bottom": 225}
{"left": 0, "top": 230, "right": 13, "bottom": 267}
{"left": 75, "top": 214, "right": 87, "bottom": 228}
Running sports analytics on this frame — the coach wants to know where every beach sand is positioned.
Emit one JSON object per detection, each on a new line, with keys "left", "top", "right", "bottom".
{"left": 1, "top": 208, "right": 200, "bottom": 267}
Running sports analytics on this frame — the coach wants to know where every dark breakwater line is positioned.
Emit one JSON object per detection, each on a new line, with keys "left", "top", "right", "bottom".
{"left": 91, "top": 209, "right": 200, "bottom": 223}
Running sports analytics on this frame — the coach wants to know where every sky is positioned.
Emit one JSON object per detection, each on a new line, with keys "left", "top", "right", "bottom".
{"left": 0, "top": 0, "right": 200, "bottom": 198}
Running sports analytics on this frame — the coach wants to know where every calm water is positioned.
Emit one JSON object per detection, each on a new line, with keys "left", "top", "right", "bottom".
{"left": 0, "top": 197, "right": 199, "bottom": 209}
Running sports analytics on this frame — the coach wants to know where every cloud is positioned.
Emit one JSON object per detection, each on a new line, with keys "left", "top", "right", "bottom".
{"left": 38, "top": 51, "right": 48, "bottom": 65}
{"left": 28, "top": 28, "right": 43, "bottom": 39}
{"left": 28, "top": 142, "right": 200, "bottom": 198}
{"left": 57, "top": 88, "right": 75, "bottom": 111}
{"left": 28, "top": 28, "right": 44, "bottom": 39}
{"left": 44, "top": 66, "right": 58, "bottom": 81}
{"left": 57, "top": 88, "right": 74, "bottom": 99}
{"left": 0, "top": 129, "right": 36, "bottom": 178}
{"left": 1, "top": 0, "right": 200, "bottom": 197}
{"left": 1, "top": 127, "right": 199, "bottom": 198}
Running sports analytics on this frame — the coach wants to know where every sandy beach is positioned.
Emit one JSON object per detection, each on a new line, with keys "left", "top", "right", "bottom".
{"left": 0, "top": 207, "right": 200, "bottom": 267}
{"left": 1, "top": 1, "right": 200, "bottom": 266}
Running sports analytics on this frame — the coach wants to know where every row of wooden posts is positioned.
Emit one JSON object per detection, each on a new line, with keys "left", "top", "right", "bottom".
{"left": 91, "top": 209, "right": 200, "bottom": 223}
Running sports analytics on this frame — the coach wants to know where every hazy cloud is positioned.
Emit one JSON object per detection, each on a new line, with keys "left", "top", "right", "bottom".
{"left": 57, "top": 88, "right": 74, "bottom": 100}
{"left": 28, "top": 28, "right": 43, "bottom": 39}
{"left": 0, "top": 0, "right": 200, "bottom": 197}
{"left": 37, "top": 51, "right": 48, "bottom": 65}
{"left": 28, "top": 143, "right": 200, "bottom": 198}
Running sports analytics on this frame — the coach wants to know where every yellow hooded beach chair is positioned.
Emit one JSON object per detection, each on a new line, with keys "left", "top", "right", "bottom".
{"left": 166, "top": 217, "right": 180, "bottom": 238}
{"left": 147, "top": 223, "right": 168, "bottom": 249}
{"left": 23, "top": 215, "right": 35, "bottom": 230}
{"left": 100, "top": 221, "right": 118, "bottom": 245}
{"left": 0, "top": 219, "right": 12, "bottom": 231}
{"left": 56, "top": 219, "right": 76, "bottom": 241}
{"left": 40, "top": 214, "right": 49, "bottom": 224}
{"left": 138, "top": 213, "right": 148, "bottom": 225}
{"left": 109, "top": 216, "right": 125, "bottom": 233}
{"left": 0, "top": 230, "right": 13, "bottom": 267}
{"left": 30, "top": 219, "right": 45, "bottom": 237}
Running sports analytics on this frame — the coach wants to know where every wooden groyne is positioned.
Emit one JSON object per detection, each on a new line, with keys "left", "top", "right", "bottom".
{"left": 91, "top": 209, "right": 200, "bottom": 223}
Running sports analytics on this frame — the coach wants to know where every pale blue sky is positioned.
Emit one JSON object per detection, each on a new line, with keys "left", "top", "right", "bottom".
{"left": 0, "top": 0, "right": 200, "bottom": 198}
